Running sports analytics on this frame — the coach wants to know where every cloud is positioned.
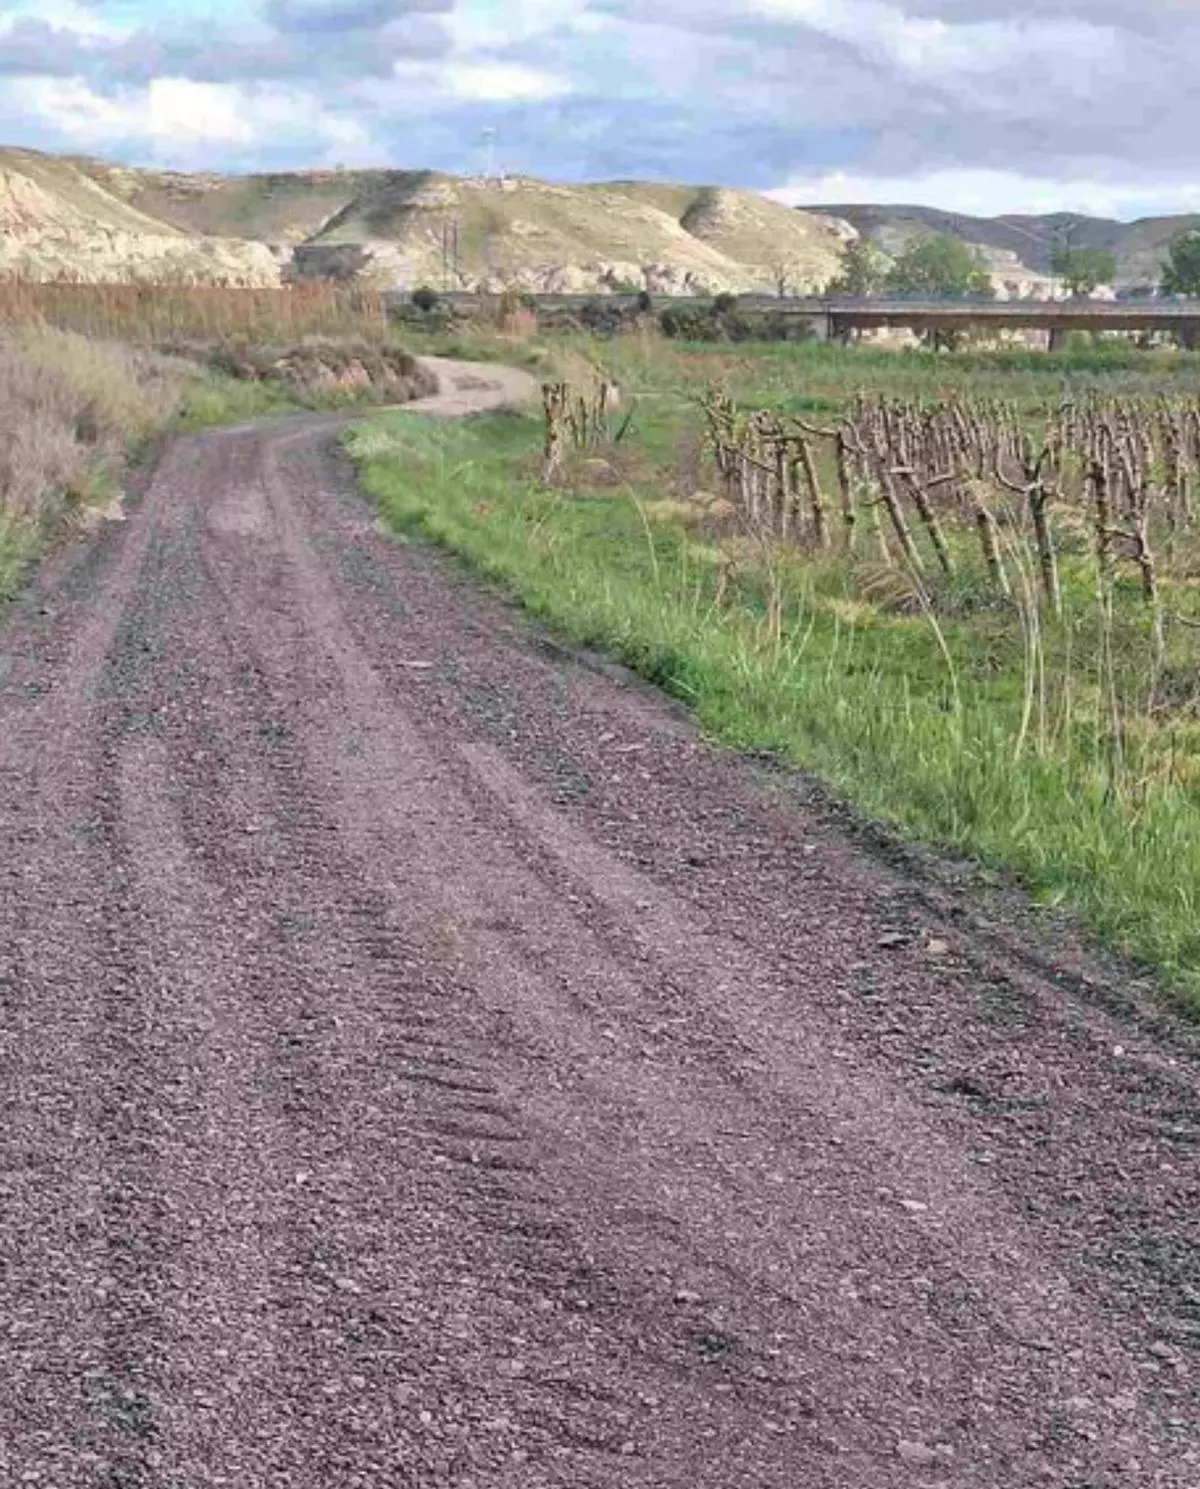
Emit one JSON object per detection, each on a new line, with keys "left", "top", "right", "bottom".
{"left": 582, "top": 0, "right": 1200, "bottom": 214}
{"left": 1, "top": 0, "right": 1200, "bottom": 219}
{"left": 263, "top": 0, "right": 448, "bottom": 34}
{"left": 771, "top": 167, "right": 1200, "bottom": 222}
{"left": 0, "top": 74, "right": 374, "bottom": 168}
{"left": 0, "top": 6, "right": 450, "bottom": 84}
{"left": 441, "top": 61, "right": 570, "bottom": 103}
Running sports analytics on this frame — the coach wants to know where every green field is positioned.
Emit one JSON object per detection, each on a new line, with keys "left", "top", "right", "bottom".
{"left": 350, "top": 333, "right": 1200, "bottom": 1013}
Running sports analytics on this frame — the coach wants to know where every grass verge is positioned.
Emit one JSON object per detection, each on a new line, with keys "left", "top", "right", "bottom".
{"left": 349, "top": 407, "right": 1200, "bottom": 1014}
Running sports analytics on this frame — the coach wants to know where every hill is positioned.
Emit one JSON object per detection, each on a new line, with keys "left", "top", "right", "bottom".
{"left": 6, "top": 143, "right": 1199, "bottom": 297}
{"left": 808, "top": 202, "right": 1200, "bottom": 290}
{"left": 79, "top": 161, "right": 850, "bottom": 295}
{"left": 0, "top": 148, "right": 853, "bottom": 294}
{"left": 0, "top": 147, "right": 284, "bottom": 287}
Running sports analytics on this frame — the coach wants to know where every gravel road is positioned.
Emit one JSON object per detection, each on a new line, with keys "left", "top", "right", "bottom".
{"left": 0, "top": 357, "right": 1196, "bottom": 1487}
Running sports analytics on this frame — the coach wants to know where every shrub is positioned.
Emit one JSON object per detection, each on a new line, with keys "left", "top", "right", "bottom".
{"left": 660, "top": 306, "right": 720, "bottom": 342}
{"left": 579, "top": 298, "right": 633, "bottom": 335}
{"left": 658, "top": 305, "right": 818, "bottom": 345}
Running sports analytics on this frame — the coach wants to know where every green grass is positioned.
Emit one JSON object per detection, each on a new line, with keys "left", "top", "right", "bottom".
{"left": 348, "top": 403, "right": 1200, "bottom": 1013}
{"left": 172, "top": 374, "right": 301, "bottom": 431}
{"left": 596, "top": 333, "right": 1200, "bottom": 408}
{"left": 0, "top": 514, "right": 40, "bottom": 601}
{"left": 168, "top": 363, "right": 394, "bottom": 433}
{"left": 404, "top": 317, "right": 1200, "bottom": 402}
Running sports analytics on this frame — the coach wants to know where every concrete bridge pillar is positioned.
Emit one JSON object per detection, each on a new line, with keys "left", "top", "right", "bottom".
{"left": 826, "top": 314, "right": 855, "bottom": 345}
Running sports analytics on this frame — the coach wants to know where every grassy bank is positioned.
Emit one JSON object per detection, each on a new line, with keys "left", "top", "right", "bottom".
{"left": 0, "top": 321, "right": 432, "bottom": 601}
{"left": 349, "top": 400, "right": 1200, "bottom": 1013}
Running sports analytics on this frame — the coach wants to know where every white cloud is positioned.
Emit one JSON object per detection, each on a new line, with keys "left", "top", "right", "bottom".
{"left": 4, "top": 73, "right": 374, "bottom": 166}
{"left": 715, "top": 0, "right": 1118, "bottom": 84}
{"left": 770, "top": 167, "right": 1200, "bottom": 221}
{"left": 0, "top": 0, "right": 119, "bottom": 34}
{"left": 446, "top": 0, "right": 597, "bottom": 49}
{"left": 2, "top": 0, "right": 1200, "bottom": 210}
{"left": 443, "top": 60, "right": 570, "bottom": 102}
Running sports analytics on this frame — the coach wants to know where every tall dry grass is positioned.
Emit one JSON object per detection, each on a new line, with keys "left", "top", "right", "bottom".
{"left": 0, "top": 280, "right": 390, "bottom": 345}
{"left": 0, "top": 325, "right": 192, "bottom": 592}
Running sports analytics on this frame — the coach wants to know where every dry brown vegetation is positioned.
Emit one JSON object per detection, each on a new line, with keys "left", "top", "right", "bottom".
{"left": 0, "top": 280, "right": 390, "bottom": 344}
{"left": 0, "top": 325, "right": 193, "bottom": 593}
{"left": 0, "top": 284, "right": 430, "bottom": 598}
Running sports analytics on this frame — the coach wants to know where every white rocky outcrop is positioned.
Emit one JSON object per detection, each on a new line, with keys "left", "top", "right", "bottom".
{"left": 0, "top": 166, "right": 283, "bottom": 287}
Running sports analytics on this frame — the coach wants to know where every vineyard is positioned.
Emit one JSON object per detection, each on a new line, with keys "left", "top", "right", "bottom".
{"left": 697, "top": 388, "right": 1200, "bottom": 616}
{"left": 341, "top": 342, "right": 1200, "bottom": 1002}
{"left": 539, "top": 365, "right": 1200, "bottom": 813}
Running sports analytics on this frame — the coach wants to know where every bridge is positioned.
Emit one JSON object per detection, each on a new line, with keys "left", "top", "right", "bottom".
{"left": 779, "top": 295, "right": 1200, "bottom": 345}
{"left": 401, "top": 291, "right": 1200, "bottom": 347}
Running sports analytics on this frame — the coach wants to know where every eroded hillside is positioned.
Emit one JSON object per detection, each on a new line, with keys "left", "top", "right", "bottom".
{"left": 3, "top": 151, "right": 852, "bottom": 294}
{"left": 7, "top": 145, "right": 1189, "bottom": 296}
{"left": 0, "top": 149, "right": 284, "bottom": 288}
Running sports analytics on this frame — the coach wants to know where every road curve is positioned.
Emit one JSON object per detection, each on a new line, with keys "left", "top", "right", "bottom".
{"left": 0, "top": 358, "right": 1196, "bottom": 1487}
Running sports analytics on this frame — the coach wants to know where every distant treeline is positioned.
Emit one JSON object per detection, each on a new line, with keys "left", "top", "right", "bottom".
{"left": 401, "top": 287, "right": 818, "bottom": 343}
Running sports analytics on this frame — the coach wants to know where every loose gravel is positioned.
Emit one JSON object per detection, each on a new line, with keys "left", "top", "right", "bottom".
{"left": 0, "top": 359, "right": 1196, "bottom": 1488}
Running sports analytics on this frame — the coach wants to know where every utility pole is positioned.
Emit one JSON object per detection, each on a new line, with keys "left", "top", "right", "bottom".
{"left": 1050, "top": 221, "right": 1074, "bottom": 300}
{"left": 1000, "top": 217, "right": 1076, "bottom": 300}
{"left": 482, "top": 127, "right": 497, "bottom": 184}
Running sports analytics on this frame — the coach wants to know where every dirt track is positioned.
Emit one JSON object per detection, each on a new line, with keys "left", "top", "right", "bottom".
{"left": 0, "top": 357, "right": 1197, "bottom": 1488}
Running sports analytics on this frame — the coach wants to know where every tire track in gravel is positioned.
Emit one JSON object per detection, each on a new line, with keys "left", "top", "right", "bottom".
{"left": 0, "top": 358, "right": 1196, "bottom": 1488}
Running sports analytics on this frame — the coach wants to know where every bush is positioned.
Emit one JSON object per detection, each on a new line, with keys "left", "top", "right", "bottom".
{"left": 660, "top": 306, "right": 721, "bottom": 342}
{"left": 659, "top": 305, "right": 818, "bottom": 345}
{"left": 762, "top": 312, "right": 818, "bottom": 344}
{"left": 578, "top": 298, "right": 635, "bottom": 336}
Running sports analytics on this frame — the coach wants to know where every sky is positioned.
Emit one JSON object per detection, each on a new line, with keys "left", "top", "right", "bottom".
{"left": 2, "top": 0, "right": 1200, "bottom": 218}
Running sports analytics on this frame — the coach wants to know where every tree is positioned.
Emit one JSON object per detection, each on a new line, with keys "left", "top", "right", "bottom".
{"left": 883, "top": 234, "right": 994, "bottom": 299}
{"left": 1161, "top": 231, "right": 1200, "bottom": 297}
{"left": 1050, "top": 244, "right": 1117, "bottom": 297}
{"left": 771, "top": 258, "right": 806, "bottom": 297}
{"left": 827, "top": 236, "right": 886, "bottom": 296}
